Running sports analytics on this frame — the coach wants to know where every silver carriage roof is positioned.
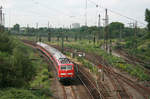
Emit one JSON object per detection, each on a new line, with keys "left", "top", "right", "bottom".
{"left": 37, "top": 42, "right": 72, "bottom": 64}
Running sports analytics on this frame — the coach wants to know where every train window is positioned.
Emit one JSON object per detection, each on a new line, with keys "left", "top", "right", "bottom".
{"left": 61, "top": 65, "right": 72, "bottom": 70}
{"left": 66, "top": 65, "right": 72, "bottom": 70}
{"left": 61, "top": 66, "right": 66, "bottom": 70}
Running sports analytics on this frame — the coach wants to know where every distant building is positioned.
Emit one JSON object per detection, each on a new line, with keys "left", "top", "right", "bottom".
{"left": 72, "top": 23, "right": 80, "bottom": 29}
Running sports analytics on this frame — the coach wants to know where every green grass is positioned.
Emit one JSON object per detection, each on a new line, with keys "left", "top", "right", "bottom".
{"left": 29, "top": 52, "right": 53, "bottom": 99}
{"left": 0, "top": 88, "right": 40, "bottom": 99}
{"left": 63, "top": 51, "right": 98, "bottom": 76}
{"left": 20, "top": 36, "right": 150, "bottom": 81}
{"left": 0, "top": 46, "right": 53, "bottom": 99}
{"left": 77, "top": 57, "right": 98, "bottom": 74}
{"left": 115, "top": 38, "right": 150, "bottom": 64}
{"left": 51, "top": 40, "right": 150, "bottom": 81}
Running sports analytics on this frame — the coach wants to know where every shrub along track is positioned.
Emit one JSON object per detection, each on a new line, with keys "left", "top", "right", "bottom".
{"left": 22, "top": 40, "right": 98, "bottom": 99}
{"left": 77, "top": 63, "right": 104, "bottom": 99}
{"left": 51, "top": 46, "right": 113, "bottom": 99}
{"left": 115, "top": 49, "right": 150, "bottom": 75}
{"left": 85, "top": 52, "right": 150, "bottom": 99}
{"left": 51, "top": 44, "right": 150, "bottom": 99}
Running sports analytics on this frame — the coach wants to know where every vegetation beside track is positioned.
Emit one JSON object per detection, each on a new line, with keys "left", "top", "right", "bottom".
{"left": 115, "top": 37, "right": 150, "bottom": 65}
{"left": 50, "top": 40, "right": 150, "bottom": 81}
{"left": 66, "top": 51, "right": 98, "bottom": 75}
{"left": 0, "top": 31, "right": 53, "bottom": 99}
{"left": 11, "top": 8, "right": 150, "bottom": 82}
{"left": 30, "top": 54, "right": 53, "bottom": 99}
{"left": 18, "top": 34, "right": 150, "bottom": 81}
{"left": 77, "top": 57, "right": 98, "bottom": 74}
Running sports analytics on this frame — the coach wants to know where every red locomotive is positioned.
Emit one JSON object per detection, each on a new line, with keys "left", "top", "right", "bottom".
{"left": 37, "top": 42, "right": 75, "bottom": 80}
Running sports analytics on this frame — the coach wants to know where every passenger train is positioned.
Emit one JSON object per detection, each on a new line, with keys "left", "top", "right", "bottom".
{"left": 36, "top": 42, "right": 75, "bottom": 80}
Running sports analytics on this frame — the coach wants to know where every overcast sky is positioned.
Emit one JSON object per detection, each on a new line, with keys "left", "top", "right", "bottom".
{"left": 1, "top": 0, "right": 150, "bottom": 27}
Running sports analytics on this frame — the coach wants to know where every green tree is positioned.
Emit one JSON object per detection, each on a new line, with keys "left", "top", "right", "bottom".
{"left": 108, "top": 22, "right": 124, "bottom": 38}
{"left": 13, "top": 24, "right": 20, "bottom": 33}
{"left": 145, "top": 9, "right": 150, "bottom": 31}
{"left": 0, "top": 31, "right": 35, "bottom": 88}
{"left": 0, "top": 32, "right": 13, "bottom": 53}
{"left": 80, "top": 26, "right": 88, "bottom": 33}
{"left": 0, "top": 25, "right": 4, "bottom": 32}
{"left": 0, "top": 88, "right": 40, "bottom": 99}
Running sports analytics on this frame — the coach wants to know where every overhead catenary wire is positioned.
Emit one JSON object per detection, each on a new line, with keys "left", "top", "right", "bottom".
{"left": 1, "top": 0, "right": 5, "bottom": 7}
{"left": 32, "top": 1, "right": 84, "bottom": 19}
{"left": 87, "top": 0, "right": 146, "bottom": 26}
{"left": 108, "top": 9, "right": 146, "bottom": 26}
{"left": 5, "top": 0, "right": 146, "bottom": 28}
{"left": 31, "top": 1, "right": 85, "bottom": 27}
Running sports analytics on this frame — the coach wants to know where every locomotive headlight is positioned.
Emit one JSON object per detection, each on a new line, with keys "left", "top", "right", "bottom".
{"left": 68, "top": 73, "right": 73, "bottom": 75}
{"left": 61, "top": 73, "right": 66, "bottom": 75}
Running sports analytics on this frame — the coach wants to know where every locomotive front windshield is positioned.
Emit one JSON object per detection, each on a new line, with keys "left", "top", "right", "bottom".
{"left": 61, "top": 65, "right": 72, "bottom": 70}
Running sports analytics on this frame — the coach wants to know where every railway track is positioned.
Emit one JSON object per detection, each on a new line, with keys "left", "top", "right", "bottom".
{"left": 61, "top": 85, "right": 77, "bottom": 99}
{"left": 23, "top": 40, "right": 150, "bottom": 99}
{"left": 50, "top": 45, "right": 134, "bottom": 98}
{"left": 77, "top": 65, "right": 103, "bottom": 99}
{"left": 22, "top": 40, "right": 102, "bottom": 99}
{"left": 115, "top": 49, "right": 150, "bottom": 75}
{"left": 50, "top": 45, "right": 150, "bottom": 99}
{"left": 103, "top": 66, "right": 150, "bottom": 99}
{"left": 104, "top": 68, "right": 131, "bottom": 99}
{"left": 81, "top": 50, "right": 150, "bottom": 99}
{"left": 114, "top": 71, "right": 150, "bottom": 99}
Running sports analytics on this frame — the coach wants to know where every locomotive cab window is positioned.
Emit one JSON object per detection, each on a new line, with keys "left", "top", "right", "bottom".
{"left": 61, "top": 65, "right": 72, "bottom": 70}
{"left": 61, "top": 66, "right": 66, "bottom": 70}
{"left": 66, "top": 65, "right": 72, "bottom": 70}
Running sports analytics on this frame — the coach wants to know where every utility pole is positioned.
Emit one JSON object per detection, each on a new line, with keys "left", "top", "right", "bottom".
{"left": 39, "top": 23, "right": 42, "bottom": 42}
{"left": 119, "top": 25, "right": 122, "bottom": 42}
{"left": 0, "top": 6, "right": 2, "bottom": 25}
{"left": 102, "top": 57, "right": 105, "bottom": 81}
{"left": 36, "top": 23, "right": 38, "bottom": 29}
{"left": 117, "top": 25, "right": 122, "bottom": 49}
{"left": 2, "top": 13, "right": 5, "bottom": 26}
{"left": 70, "top": 24, "right": 71, "bottom": 29}
{"left": 93, "top": 35, "right": 96, "bottom": 44}
{"left": 48, "top": 21, "right": 51, "bottom": 42}
{"left": 128, "top": 22, "right": 135, "bottom": 49}
{"left": 98, "top": 14, "right": 101, "bottom": 27}
{"left": 104, "top": 9, "right": 109, "bottom": 52}
{"left": 36, "top": 23, "right": 39, "bottom": 42}
{"left": 134, "top": 21, "right": 137, "bottom": 50}
{"left": 61, "top": 30, "right": 64, "bottom": 53}
{"left": 27, "top": 24, "right": 29, "bottom": 34}
{"left": 85, "top": 0, "right": 87, "bottom": 26}
{"left": 47, "top": 21, "right": 51, "bottom": 77}
{"left": 101, "top": 10, "right": 109, "bottom": 83}
{"left": 98, "top": 14, "right": 101, "bottom": 40}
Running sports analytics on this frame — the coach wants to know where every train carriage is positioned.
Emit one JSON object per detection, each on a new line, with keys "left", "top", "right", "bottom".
{"left": 36, "top": 42, "right": 75, "bottom": 80}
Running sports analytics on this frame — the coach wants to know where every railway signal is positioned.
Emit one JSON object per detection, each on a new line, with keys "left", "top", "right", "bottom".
{"left": 98, "top": 64, "right": 104, "bottom": 81}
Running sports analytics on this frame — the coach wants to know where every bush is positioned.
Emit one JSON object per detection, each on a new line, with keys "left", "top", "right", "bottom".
{"left": 63, "top": 40, "right": 150, "bottom": 81}
{"left": 0, "top": 32, "right": 36, "bottom": 88}
{"left": 31, "top": 88, "right": 52, "bottom": 98}
{"left": 0, "top": 88, "right": 40, "bottom": 99}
